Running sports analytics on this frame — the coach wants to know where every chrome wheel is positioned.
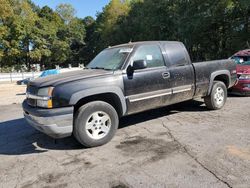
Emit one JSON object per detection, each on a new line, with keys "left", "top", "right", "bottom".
{"left": 85, "top": 111, "right": 111, "bottom": 140}
{"left": 214, "top": 86, "right": 224, "bottom": 106}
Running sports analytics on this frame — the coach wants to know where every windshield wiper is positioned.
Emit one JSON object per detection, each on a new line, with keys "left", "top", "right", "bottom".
{"left": 89, "top": 67, "right": 113, "bottom": 70}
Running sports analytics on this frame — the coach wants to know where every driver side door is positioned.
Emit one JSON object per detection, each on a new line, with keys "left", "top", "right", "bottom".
{"left": 123, "top": 44, "right": 172, "bottom": 115}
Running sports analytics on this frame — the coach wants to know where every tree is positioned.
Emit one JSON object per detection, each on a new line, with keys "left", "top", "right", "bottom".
{"left": 105, "top": 0, "right": 249, "bottom": 61}
{"left": 0, "top": 0, "right": 14, "bottom": 63}
{"left": 55, "top": 3, "right": 76, "bottom": 24}
{"left": 0, "top": 0, "right": 39, "bottom": 69}
{"left": 53, "top": 4, "right": 86, "bottom": 66}
{"left": 94, "top": 0, "right": 131, "bottom": 51}
{"left": 83, "top": 16, "right": 95, "bottom": 27}
{"left": 67, "top": 18, "right": 86, "bottom": 65}
{"left": 0, "top": 0, "right": 249, "bottom": 71}
{"left": 80, "top": 16, "right": 96, "bottom": 64}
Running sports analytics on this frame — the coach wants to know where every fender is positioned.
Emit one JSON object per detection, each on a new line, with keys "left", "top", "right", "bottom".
{"left": 69, "top": 86, "right": 127, "bottom": 115}
{"left": 207, "top": 70, "right": 231, "bottom": 95}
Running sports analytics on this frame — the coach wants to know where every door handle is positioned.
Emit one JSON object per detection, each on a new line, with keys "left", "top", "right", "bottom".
{"left": 162, "top": 72, "right": 170, "bottom": 79}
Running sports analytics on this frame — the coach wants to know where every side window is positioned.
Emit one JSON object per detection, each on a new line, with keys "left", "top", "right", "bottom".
{"left": 164, "top": 43, "right": 188, "bottom": 67}
{"left": 132, "top": 45, "right": 165, "bottom": 68}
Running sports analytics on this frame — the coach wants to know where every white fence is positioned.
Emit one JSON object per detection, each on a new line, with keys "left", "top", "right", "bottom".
{"left": 0, "top": 72, "right": 41, "bottom": 82}
{"left": 0, "top": 67, "right": 82, "bottom": 82}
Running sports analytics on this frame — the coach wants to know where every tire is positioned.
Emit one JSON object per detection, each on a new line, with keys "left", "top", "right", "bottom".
{"left": 204, "top": 81, "right": 227, "bottom": 110}
{"left": 73, "top": 101, "right": 119, "bottom": 147}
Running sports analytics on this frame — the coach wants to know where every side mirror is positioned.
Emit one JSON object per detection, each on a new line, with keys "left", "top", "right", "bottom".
{"left": 132, "top": 60, "right": 147, "bottom": 70}
{"left": 126, "top": 60, "right": 147, "bottom": 78}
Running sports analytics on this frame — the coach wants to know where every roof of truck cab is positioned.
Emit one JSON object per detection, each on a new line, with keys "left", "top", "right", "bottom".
{"left": 108, "top": 41, "right": 182, "bottom": 49}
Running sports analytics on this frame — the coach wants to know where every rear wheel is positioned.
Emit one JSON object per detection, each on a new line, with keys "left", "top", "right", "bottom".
{"left": 204, "top": 81, "right": 227, "bottom": 110}
{"left": 74, "top": 101, "right": 119, "bottom": 147}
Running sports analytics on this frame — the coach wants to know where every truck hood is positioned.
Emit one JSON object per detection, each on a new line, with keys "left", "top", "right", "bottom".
{"left": 29, "top": 69, "right": 113, "bottom": 88}
{"left": 237, "top": 65, "right": 250, "bottom": 74}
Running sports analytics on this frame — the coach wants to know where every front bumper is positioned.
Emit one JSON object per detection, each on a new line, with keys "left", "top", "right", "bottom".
{"left": 23, "top": 100, "right": 74, "bottom": 138}
{"left": 230, "top": 79, "right": 250, "bottom": 96}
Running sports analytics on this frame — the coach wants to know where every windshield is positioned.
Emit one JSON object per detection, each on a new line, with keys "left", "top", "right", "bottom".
{"left": 87, "top": 47, "right": 133, "bottom": 70}
{"left": 232, "top": 56, "right": 250, "bottom": 65}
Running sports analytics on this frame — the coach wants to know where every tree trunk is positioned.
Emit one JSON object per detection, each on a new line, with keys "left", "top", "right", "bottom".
{"left": 25, "top": 40, "right": 30, "bottom": 71}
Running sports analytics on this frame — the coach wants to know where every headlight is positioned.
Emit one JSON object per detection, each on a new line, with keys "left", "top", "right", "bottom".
{"left": 239, "top": 74, "right": 250, "bottom": 80}
{"left": 36, "top": 87, "right": 54, "bottom": 108}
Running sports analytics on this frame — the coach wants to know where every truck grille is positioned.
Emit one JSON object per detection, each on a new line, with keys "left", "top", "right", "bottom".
{"left": 26, "top": 85, "right": 38, "bottom": 107}
{"left": 27, "top": 98, "right": 36, "bottom": 107}
{"left": 27, "top": 85, "right": 37, "bottom": 95}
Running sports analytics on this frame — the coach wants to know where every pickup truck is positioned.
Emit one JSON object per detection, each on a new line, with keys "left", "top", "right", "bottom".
{"left": 23, "top": 41, "right": 237, "bottom": 147}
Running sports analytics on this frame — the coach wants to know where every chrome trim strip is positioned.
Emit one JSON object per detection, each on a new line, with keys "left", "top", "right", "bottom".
{"left": 126, "top": 88, "right": 172, "bottom": 103}
{"left": 127, "top": 85, "right": 193, "bottom": 103}
{"left": 172, "top": 88, "right": 191, "bottom": 94}
{"left": 129, "top": 92, "right": 172, "bottom": 102}
{"left": 172, "top": 85, "right": 192, "bottom": 94}
{"left": 26, "top": 93, "right": 50, "bottom": 100}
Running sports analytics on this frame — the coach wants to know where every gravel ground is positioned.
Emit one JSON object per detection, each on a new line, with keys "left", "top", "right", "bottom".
{"left": 0, "top": 87, "right": 250, "bottom": 188}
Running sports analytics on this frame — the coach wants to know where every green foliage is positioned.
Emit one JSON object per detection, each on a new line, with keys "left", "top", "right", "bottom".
{"left": 95, "top": 0, "right": 130, "bottom": 48}
{"left": 0, "top": 0, "right": 249, "bottom": 71}
{"left": 0, "top": 0, "right": 85, "bottom": 70}
{"left": 55, "top": 3, "right": 76, "bottom": 24}
{"left": 85, "top": 0, "right": 249, "bottom": 61}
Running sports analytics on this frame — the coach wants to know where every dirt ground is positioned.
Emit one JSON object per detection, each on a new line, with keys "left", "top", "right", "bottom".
{"left": 0, "top": 83, "right": 26, "bottom": 105}
{"left": 0, "top": 84, "right": 250, "bottom": 188}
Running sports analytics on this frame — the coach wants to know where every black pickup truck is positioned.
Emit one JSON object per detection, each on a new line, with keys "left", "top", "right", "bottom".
{"left": 23, "top": 41, "right": 237, "bottom": 147}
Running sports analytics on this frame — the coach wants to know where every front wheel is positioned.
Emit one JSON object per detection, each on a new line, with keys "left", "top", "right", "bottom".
{"left": 74, "top": 101, "right": 119, "bottom": 147}
{"left": 204, "top": 81, "right": 227, "bottom": 110}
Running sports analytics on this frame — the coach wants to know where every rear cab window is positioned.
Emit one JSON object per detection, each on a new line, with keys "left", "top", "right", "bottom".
{"left": 163, "top": 42, "right": 189, "bottom": 67}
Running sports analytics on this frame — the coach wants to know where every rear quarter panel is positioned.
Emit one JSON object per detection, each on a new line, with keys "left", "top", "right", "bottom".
{"left": 193, "top": 59, "right": 237, "bottom": 97}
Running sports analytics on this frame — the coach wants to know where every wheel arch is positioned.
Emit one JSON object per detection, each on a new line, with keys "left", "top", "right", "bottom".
{"left": 69, "top": 87, "right": 126, "bottom": 117}
{"left": 207, "top": 70, "right": 231, "bottom": 95}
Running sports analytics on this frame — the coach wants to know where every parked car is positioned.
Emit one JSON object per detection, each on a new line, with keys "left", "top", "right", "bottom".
{"left": 39, "top": 69, "right": 60, "bottom": 78}
{"left": 16, "top": 77, "right": 34, "bottom": 85}
{"left": 23, "top": 41, "right": 237, "bottom": 147}
{"left": 16, "top": 69, "right": 60, "bottom": 85}
{"left": 230, "top": 49, "right": 250, "bottom": 96}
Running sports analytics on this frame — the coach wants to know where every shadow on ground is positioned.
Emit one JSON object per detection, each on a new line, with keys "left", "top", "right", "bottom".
{"left": 228, "top": 93, "right": 250, "bottom": 98}
{"left": 16, "top": 93, "right": 26, "bottom": 96}
{"left": 0, "top": 100, "right": 205, "bottom": 155}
